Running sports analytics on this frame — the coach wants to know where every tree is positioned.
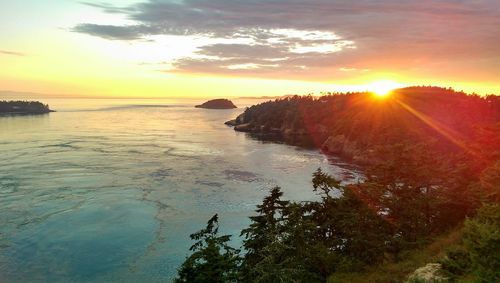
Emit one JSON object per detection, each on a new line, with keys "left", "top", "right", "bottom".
{"left": 240, "top": 187, "right": 291, "bottom": 282}
{"left": 310, "top": 169, "right": 391, "bottom": 269}
{"left": 360, "top": 143, "right": 463, "bottom": 244}
{"left": 462, "top": 204, "right": 500, "bottom": 282}
{"left": 441, "top": 204, "right": 500, "bottom": 282}
{"left": 478, "top": 160, "right": 500, "bottom": 203}
{"left": 175, "top": 214, "right": 240, "bottom": 283}
{"left": 281, "top": 202, "right": 335, "bottom": 281}
{"left": 241, "top": 187, "right": 324, "bottom": 282}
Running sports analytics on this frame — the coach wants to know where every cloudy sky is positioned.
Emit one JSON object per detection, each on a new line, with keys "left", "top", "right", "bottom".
{"left": 1, "top": 0, "right": 499, "bottom": 97}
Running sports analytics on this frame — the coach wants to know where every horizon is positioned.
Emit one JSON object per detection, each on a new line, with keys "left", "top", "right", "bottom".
{"left": 1, "top": 1, "right": 500, "bottom": 98}
{"left": 1, "top": 84, "right": 497, "bottom": 101}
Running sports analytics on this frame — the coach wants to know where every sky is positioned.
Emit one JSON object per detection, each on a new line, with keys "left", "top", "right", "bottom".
{"left": 0, "top": 0, "right": 499, "bottom": 98}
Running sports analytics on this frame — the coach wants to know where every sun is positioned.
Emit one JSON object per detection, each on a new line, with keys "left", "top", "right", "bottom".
{"left": 368, "top": 80, "right": 402, "bottom": 97}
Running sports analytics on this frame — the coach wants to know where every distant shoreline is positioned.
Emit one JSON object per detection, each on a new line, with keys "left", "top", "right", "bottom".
{"left": 0, "top": 100, "right": 55, "bottom": 115}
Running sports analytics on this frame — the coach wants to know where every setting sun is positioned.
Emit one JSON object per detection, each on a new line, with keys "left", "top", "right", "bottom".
{"left": 369, "top": 80, "right": 402, "bottom": 97}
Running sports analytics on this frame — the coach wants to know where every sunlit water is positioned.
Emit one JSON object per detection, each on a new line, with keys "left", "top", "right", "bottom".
{"left": 0, "top": 98, "right": 361, "bottom": 282}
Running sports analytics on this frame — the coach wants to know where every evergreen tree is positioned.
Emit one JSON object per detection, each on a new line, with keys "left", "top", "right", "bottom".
{"left": 175, "top": 214, "right": 240, "bottom": 283}
{"left": 462, "top": 204, "right": 500, "bottom": 282}
{"left": 240, "top": 187, "right": 289, "bottom": 281}
{"left": 310, "top": 169, "right": 391, "bottom": 269}
{"left": 441, "top": 204, "right": 500, "bottom": 282}
{"left": 361, "top": 143, "right": 458, "bottom": 244}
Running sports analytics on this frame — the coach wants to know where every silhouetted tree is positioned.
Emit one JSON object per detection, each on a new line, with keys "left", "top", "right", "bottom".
{"left": 175, "top": 214, "right": 240, "bottom": 283}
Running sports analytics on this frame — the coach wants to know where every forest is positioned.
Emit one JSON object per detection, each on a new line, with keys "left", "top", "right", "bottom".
{"left": 177, "top": 87, "right": 499, "bottom": 282}
{"left": 229, "top": 87, "right": 499, "bottom": 165}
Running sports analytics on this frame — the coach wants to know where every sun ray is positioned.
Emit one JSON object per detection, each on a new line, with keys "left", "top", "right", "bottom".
{"left": 394, "top": 98, "right": 481, "bottom": 159}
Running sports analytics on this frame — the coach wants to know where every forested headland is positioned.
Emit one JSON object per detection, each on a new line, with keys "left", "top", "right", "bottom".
{"left": 0, "top": 100, "right": 53, "bottom": 114}
{"left": 177, "top": 87, "right": 499, "bottom": 282}
{"left": 227, "top": 86, "right": 499, "bottom": 165}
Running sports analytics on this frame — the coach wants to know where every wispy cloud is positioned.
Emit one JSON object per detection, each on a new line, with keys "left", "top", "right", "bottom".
{"left": 72, "top": 24, "right": 150, "bottom": 40}
{"left": 0, "top": 50, "right": 26, "bottom": 56}
{"left": 73, "top": 0, "right": 500, "bottom": 80}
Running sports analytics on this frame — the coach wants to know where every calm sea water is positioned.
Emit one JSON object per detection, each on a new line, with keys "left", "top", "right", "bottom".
{"left": 0, "top": 98, "right": 361, "bottom": 282}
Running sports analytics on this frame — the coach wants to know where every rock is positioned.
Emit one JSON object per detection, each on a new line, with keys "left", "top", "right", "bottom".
{"left": 224, "top": 119, "right": 237, "bottom": 126}
{"left": 321, "top": 135, "right": 348, "bottom": 154}
{"left": 234, "top": 123, "right": 253, "bottom": 132}
{"left": 407, "top": 263, "right": 448, "bottom": 282}
{"left": 283, "top": 128, "right": 294, "bottom": 136}
{"left": 225, "top": 112, "right": 248, "bottom": 128}
{"left": 270, "top": 127, "right": 281, "bottom": 134}
{"left": 314, "top": 124, "right": 328, "bottom": 135}
{"left": 235, "top": 112, "right": 245, "bottom": 123}
{"left": 195, "top": 99, "right": 237, "bottom": 109}
{"left": 321, "top": 134, "right": 366, "bottom": 162}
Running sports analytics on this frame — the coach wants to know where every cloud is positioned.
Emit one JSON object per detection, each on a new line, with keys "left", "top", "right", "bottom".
{"left": 0, "top": 50, "right": 26, "bottom": 56}
{"left": 73, "top": 0, "right": 500, "bottom": 80}
{"left": 71, "top": 24, "right": 154, "bottom": 40}
{"left": 79, "top": 1, "right": 132, "bottom": 14}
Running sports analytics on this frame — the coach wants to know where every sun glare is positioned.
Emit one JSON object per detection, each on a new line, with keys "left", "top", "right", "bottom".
{"left": 368, "top": 80, "right": 402, "bottom": 97}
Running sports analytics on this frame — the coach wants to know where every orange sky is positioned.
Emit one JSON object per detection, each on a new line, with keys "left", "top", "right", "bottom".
{"left": 1, "top": 1, "right": 499, "bottom": 98}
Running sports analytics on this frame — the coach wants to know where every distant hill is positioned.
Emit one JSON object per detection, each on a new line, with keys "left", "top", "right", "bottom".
{"left": 0, "top": 90, "right": 73, "bottom": 99}
{"left": 195, "top": 99, "right": 237, "bottom": 109}
{"left": 237, "top": 94, "right": 299, "bottom": 99}
{"left": 0, "top": 100, "right": 54, "bottom": 114}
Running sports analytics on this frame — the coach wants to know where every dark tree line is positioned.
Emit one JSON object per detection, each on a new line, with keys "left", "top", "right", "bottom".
{"left": 0, "top": 100, "right": 52, "bottom": 114}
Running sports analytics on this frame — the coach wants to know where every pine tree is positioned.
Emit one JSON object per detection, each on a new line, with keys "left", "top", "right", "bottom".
{"left": 239, "top": 187, "right": 292, "bottom": 282}
{"left": 310, "top": 169, "right": 390, "bottom": 269}
{"left": 175, "top": 214, "right": 240, "bottom": 283}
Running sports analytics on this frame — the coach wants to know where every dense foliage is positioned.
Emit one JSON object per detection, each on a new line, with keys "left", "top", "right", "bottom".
{"left": 177, "top": 87, "right": 499, "bottom": 282}
{"left": 0, "top": 100, "right": 52, "bottom": 114}
{"left": 177, "top": 162, "right": 498, "bottom": 282}
{"left": 441, "top": 204, "right": 500, "bottom": 282}
{"left": 175, "top": 214, "right": 240, "bottom": 283}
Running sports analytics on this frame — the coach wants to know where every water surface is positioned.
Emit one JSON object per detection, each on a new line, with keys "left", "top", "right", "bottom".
{"left": 0, "top": 98, "right": 360, "bottom": 282}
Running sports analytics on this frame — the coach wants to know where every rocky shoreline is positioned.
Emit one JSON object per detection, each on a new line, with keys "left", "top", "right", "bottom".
{"left": 225, "top": 112, "right": 371, "bottom": 164}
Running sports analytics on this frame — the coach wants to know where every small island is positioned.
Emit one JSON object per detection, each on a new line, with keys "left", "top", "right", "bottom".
{"left": 0, "top": 100, "right": 54, "bottom": 114}
{"left": 195, "top": 99, "right": 237, "bottom": 109}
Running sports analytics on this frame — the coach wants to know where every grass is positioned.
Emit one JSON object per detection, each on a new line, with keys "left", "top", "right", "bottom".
{"left": 327, "top": 227, "right": 463, "bottom": 283}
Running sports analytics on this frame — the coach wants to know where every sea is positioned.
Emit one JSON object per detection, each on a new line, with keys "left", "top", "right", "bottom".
{"left": 0, "top": 98, "right": 361, "bottom": 282}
